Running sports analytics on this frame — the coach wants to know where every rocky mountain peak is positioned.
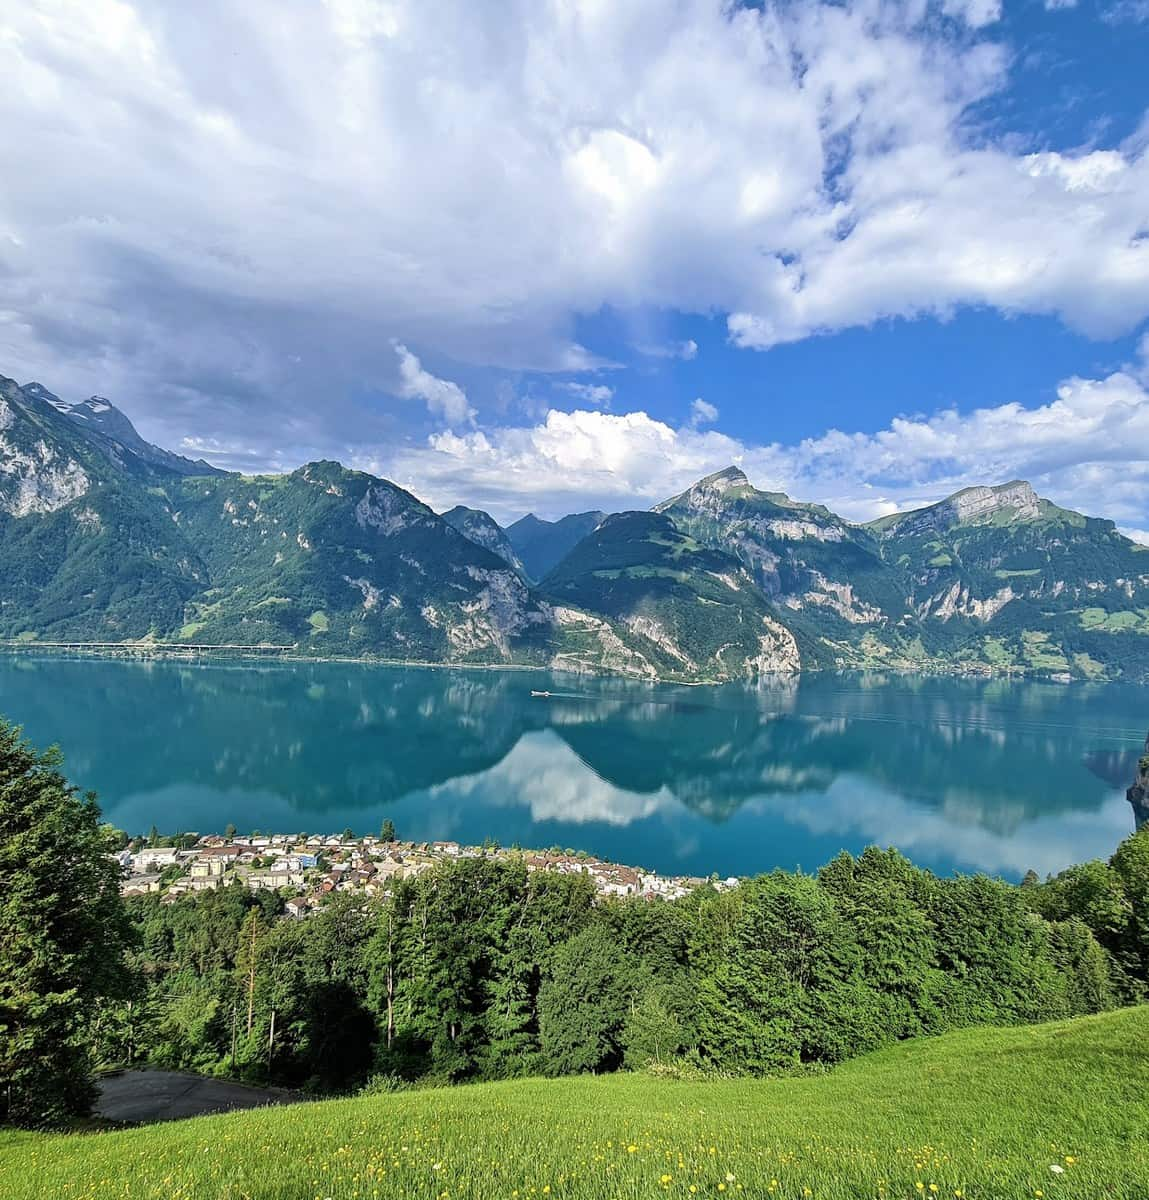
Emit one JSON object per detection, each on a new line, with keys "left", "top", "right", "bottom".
{"left": 441, "top": 505, "right": 526, "bottom": 575}
{"left": 697, "top": 465, "right": 749, "bottom": 491}
{"left": 20, "top": 381, "right": 72, "bottom": 413}
{"left": 947, "top": 480, "right": 1040, "bottom": 524}
{"left": 875, "top": 479, "right": 1046, "bottom": 538}
{"left": 655, "top": 466, "right": 751, "bottom": 515}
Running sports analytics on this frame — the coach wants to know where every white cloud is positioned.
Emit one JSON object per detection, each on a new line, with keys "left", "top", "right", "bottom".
{"left": 689, "top": 398, "right": 719, "bottom": 427}
{"left": 638, "top": 339, "right": 699, "bottom": 361}
{"left": 1, "top": 0, "right": 1147, "bottom": 450}
{"left": 1044, "top": 0, "right": 1078, "bottom": 9}
{"left": 942, "top": 0, "right": 1002, "bottom": 27}
{"left": 558, "top": 382, "right": 614, "bottom": 406}
{"left": 371, "top": 366, "right": 1149, "bottom": 526}
{"left": 393, "top": 343, "right": 473, "bottom": 427}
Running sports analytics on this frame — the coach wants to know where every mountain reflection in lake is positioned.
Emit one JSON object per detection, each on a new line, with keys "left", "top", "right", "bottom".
{"left": 2, "top": 656, "right": 1145, "bottom": 880}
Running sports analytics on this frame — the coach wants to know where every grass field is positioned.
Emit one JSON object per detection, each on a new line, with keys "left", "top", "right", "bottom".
{"left": 2, "top": 1009, "right": 1148, "bottom": 1200}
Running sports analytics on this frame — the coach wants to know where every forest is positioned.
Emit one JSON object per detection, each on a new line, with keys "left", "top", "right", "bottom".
{"left": 97, "top": 829, "right": 1149, "bottom": 1094}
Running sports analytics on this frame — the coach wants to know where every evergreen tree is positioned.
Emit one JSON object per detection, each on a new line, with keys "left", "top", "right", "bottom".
{"left": 0, "top": 720, "right": 133, "bottom": 1126}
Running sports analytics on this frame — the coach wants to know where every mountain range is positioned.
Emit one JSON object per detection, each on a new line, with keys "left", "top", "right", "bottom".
{"left": 2, "top": 371, "right": 1148, "bottom": 682}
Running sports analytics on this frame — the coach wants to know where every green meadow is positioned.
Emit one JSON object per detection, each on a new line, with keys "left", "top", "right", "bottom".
{"left": 2, "top": 1007, "right": 1147, "bottom": 1200}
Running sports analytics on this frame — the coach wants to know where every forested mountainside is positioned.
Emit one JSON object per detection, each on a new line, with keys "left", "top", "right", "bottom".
{"left": 3, "top": 371, "right": 1148, "bottom": 680}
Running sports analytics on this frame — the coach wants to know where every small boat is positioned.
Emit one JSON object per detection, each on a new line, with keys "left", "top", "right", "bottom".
{"left": 530, "top": 689, "right": 552, "bottom": 698}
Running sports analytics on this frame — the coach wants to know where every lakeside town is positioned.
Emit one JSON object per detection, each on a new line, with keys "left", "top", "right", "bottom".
{"left": 117, "top": 828, "right": 741, "bottom": 915}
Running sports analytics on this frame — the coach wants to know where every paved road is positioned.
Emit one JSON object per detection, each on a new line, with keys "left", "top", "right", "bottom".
{"left": 96, "top": 1069, "right": 300, "bottom": 1124}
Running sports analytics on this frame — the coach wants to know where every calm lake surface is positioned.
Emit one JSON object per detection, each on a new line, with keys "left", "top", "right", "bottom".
{"left": 2, "top": 656, "right": 1146, "bottom": 880}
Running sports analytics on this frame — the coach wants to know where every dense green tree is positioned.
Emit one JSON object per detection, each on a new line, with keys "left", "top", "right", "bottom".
{"left": 88, "top": 827, "right": 1149, "bottom": 1096}
{"left": 0, "top": 721, "right": 133, "bottom": 1126}
{"left": 697, "top": 872, "right": 881, "bottom": 1071}
{"left": 621, "top": 987, "right": 686, "bottom": 1069}
{"left": 928, "top": 874, "right": 1066, "bottom": 1025}
{"left": 539, "top": 924, "right": 646, "bottom": 1075}
{"left": 1111, "top": 828, "right": 1149, "bottom": 992}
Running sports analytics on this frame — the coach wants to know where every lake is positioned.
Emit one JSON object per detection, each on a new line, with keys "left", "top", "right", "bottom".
{"left": 2, "top": 655, "right": 1146, "bottom": 880}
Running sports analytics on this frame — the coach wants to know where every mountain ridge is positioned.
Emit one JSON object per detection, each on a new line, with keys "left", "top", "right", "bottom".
{"left": 2, "top": 373, "right": 1148, "bottom": 681}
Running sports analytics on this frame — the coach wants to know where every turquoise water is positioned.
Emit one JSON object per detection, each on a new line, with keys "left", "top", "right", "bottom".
{"left": 1, "top": 655, "right": 1146, "bottom": 880}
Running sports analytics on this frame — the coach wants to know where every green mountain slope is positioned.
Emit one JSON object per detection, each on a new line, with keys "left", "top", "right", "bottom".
{"left": 5, "top": 1007, "right": 1146, "bottom": 1200}
{"left": 166, "top": 462, "right": 553, "bottom": 661}
{"left": 656, "top": 467, "right": 919, "bottom": 669}
{"left": 506, "top": 510, "right": 606, "bottom": 580}
{"left": 867, "top": 480, "right": 1149, "bottom": 678}
{"left": 541, "top": 510, "right": 799, "bottom": 680}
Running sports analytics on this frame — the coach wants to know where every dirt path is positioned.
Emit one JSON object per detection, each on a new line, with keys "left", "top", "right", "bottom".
{"left": 96, "top": 1069, "right": 301, "bottom": 1124}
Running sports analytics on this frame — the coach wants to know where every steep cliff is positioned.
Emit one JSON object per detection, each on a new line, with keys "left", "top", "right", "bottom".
{"left": 1130, "top": 733, "right": 1149, "bottom": 828}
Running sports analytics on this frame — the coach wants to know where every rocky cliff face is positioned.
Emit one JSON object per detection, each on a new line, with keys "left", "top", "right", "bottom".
{"left": 878, "top": 480, "right": 1042, "bottom": 539}
{"left": 441, "top": 505, "right": 526, "bottom": 575}
{"left": 0, "top": 375, "right": 209, "bottom": 639}
{"left": 1130, "top": 734, "right": 1149, "bottom": 828}
{"left": 0, "top": 379, "right": 93, "bottom": 517}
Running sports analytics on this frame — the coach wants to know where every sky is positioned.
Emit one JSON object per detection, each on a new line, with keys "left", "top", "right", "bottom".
{"left": 1, "top": 0, "right": 1148, "bottom": 537}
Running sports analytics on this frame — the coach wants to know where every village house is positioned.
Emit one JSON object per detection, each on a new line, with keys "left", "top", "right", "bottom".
{"left": 190, "top": 857, "right": 228, "bottom": 880}
{"left": 121, "top": 873, "right": 162, "bottom": 896}
{"left": 132, "top": 847, "right": 179, "bottom": 872}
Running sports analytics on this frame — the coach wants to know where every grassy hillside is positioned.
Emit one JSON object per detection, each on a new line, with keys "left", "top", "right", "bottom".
{"left": 4, "top": 1007, "right": 1147, "bottom": 1200}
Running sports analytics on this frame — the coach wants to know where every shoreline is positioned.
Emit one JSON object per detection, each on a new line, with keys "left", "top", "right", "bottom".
{"left": 0, "top": 641, "right": 1068, "bottom": 686}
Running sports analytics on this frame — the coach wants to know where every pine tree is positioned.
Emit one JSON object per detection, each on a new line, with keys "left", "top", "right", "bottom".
{"left": 235, "top": 908, "right": 269, "bottom": 1039}
{"left": 0, "top": 720, "right": 133, "bottom": 1126}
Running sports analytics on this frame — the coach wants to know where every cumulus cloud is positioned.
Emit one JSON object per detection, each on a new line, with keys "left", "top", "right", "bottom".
{"left": 393, "top": 343, "right": 474, "bottom": 427}
{"left": 373, "top": 367, "right": 1149, "bottom": 526}
{"left": 1, "top": 0, "right": 1148, "bottom": 457}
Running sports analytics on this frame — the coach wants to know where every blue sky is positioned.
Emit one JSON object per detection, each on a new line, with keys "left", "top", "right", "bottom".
{"left": 1, "top": 0, "right": 1147, "bottom": 534}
